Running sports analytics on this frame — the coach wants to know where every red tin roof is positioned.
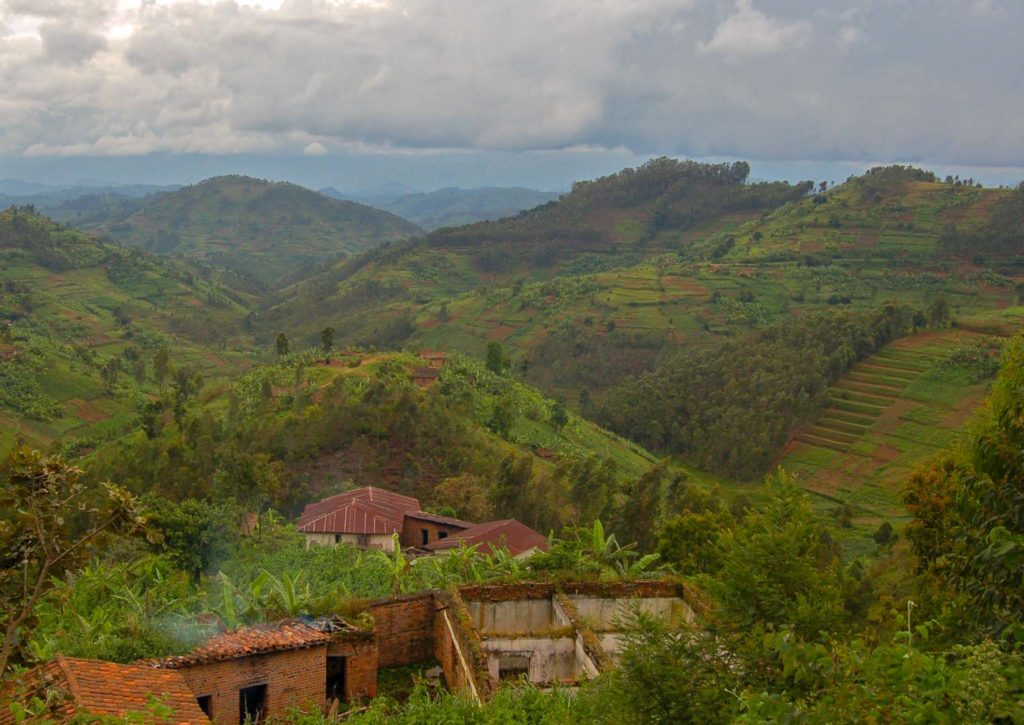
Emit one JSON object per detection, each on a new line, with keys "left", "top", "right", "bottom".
{"left": 0, "top": 655, "right": 208, "bottom": 724}
{"left": 153, "top": 621, "right": 330, "bottom": 669}
{"left": 298, "top": 486, "right": 421, "bottom": 535}
{"left": 424, "top": 519, "right": 549, "bottom": 557}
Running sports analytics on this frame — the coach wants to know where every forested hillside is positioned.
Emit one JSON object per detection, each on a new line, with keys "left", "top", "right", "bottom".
{"left": 96, "top": 176, "right": 422, "bottom": 288}
{"left": 0, "top": 206, "right": 257, "bottom": 452}
{"left": 86, "top": 349, "right": 659, "bottom": 535}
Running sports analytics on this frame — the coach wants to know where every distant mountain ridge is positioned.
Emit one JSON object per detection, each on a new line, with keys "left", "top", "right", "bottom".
{"left": 94, "top": 175, "right": 422, "bottom": 289}
{"left": 320, "top": 184, "right": 561, "bottom": 230}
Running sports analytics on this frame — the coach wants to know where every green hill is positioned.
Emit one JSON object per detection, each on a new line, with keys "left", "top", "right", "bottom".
{"left": 98, "top": 176, "right": 422, "bottom": 289}
{"left": 0, "top": 206, "right": 259, "bottom": 451}
{"left": 86, "top": 348, "right": 661, "bottom": 531}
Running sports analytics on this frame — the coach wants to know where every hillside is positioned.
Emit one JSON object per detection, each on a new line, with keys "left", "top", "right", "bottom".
{"left": 97, "top": 176, "right": 422, "bottom": 288}
{"left": 262, "top": 158, "right": 809, "bottom": 345}
{"left": 0, "top": 206, "right": 259, "bottom": 452}
{"left": 263, "top": 164, "right": 1017, "bottom": 388}
{"left": 778, "top": 329, "right": 1003, "bottom": 546}
{"left": 374, "top": 186, "right": 561, "bottom": 230}
{"left": 86, "top": 348, "right": 661, "bottom": 532}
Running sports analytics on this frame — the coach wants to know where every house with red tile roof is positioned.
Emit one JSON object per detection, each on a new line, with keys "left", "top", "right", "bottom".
{"left": 297, "top": 487, "right": 472, "bottom": 551}
{"left": 424, "top": 519, "right": 549, "bottom": 559}
{"left": 0, "top": 655, "right": 208, "bottom": 724}
{"left": 151, "top": 622, "right": 328, "bottom": 724}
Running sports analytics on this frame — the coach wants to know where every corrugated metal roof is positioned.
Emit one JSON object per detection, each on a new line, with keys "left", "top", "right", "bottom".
{"left": 425, "top": 519, "right": 549, "bottom": 557}
{"left": 404, "top": 510, "right": 474, "bottom": 528}
{"left": 298, "top": 486, "right": 420, "bottom": 535}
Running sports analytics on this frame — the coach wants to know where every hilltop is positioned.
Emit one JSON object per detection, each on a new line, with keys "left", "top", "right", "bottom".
{"left": 0, "top": 207, "right": 258, "bottom": 451}
{"left": 96, "top": 176, "right": 422, "bottom": 289}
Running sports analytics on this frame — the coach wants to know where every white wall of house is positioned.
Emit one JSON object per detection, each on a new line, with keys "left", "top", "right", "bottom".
{"left": 303, "top": 532, "right": 396, "bottom": 551}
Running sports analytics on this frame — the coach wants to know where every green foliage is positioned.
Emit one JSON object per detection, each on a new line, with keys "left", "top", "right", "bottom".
{"left": 904, "top": 332, "right": 1024, "bottom": 636}
{"left": 601, "top": 306, "right": 923, "bottom": 478}
{"left": 27, "top": 557, "right": 207, "bottom": 664}
{"left": 714, "top": 471, "right": 845, "bottom": 639}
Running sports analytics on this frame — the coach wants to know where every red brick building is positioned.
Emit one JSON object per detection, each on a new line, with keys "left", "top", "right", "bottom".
{"left": 151, "top": 621, "right": 331, "bottom": 723}
{"left": 0, "top": 655, "right": 208, "bottom": 724}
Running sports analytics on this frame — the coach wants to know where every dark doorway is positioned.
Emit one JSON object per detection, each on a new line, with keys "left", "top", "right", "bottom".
{"left": 421, "top": 528, "right": 429, "bottom": 546}
{"left": 196, "top": 695, "right": 212, "bottom": 718}
{"left": 327, "top": 656, "right": 347, "bottom": 703}
{"left": 239, "top": 684, "right": 267, "bottom": 724}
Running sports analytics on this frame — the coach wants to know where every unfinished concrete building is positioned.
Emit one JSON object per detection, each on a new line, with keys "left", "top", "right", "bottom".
{"left": 1, "top": 580, "right": 698, "bottom": 721}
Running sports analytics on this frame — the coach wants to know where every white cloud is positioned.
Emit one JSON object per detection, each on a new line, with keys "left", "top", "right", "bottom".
{"left": 303, "top": 141, "right": 328, "bottom": 155}
{"left": 698, "top": 0, "right": 810, "bottom": 59}
{"left": 0, "top": 0, "right": 1020, "bottom": 169}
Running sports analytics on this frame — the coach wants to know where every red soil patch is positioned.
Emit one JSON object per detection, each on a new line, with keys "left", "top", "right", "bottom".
{"left": 870, "top": 444, "right": 902, "bottom": 463}
{"left": 487, "top": 324, "right": 516, "bottom": 341}
{"left": 67, "top": 398, "right": 109, "bottom": 423}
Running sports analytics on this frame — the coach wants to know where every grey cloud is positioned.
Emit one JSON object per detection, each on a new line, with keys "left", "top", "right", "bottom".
{"left": 0, "top": 0, "right": 1021, "bottom": 168}
{"left": 39, "top": 22, "right": 106, "bottom": 64}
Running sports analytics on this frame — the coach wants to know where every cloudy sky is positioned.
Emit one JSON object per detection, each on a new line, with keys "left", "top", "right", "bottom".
{"left": 1, "top": 0, "right": 1022, "bottom": 190}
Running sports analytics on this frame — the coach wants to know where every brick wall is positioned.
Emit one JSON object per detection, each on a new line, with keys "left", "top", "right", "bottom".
{"left": 174, "top": 646, "right": 326, "bottom": 725}
{"left": 399, "top": 519, "right": 468, "bottom": 549}
{"left": 369, "top": 593, "right": 436, "bottom": 667}
{"left": 328, "top": 634, "right": 378, "bottom": 702}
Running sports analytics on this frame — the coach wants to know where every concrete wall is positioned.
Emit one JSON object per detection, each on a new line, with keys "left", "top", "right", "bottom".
{"left": 567, "top": 596, "right": 694, "bottom": 630}
{"left": 481, "top": 637, "right": 581, "bottom": 684}
{"left": 174, "top": 646, "right": 326, "bottom": 725}
{"left": 466, "top": 599, "right": 559, "bottom": 635}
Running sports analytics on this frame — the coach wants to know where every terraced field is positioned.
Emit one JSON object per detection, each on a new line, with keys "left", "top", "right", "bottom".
{"left": 779, "top": 328, "right": 1002, "bottom": 553}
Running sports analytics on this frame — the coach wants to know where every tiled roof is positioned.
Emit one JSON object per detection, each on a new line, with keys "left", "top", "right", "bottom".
{"left": 403, "top": 510, "right": 474, "bottom": 528}
{"left": 154, "top": 621, "right": 330, "bottom": 669}
{"left": 419, "top": 350, "right": 446, "bottom": 359}
{"left": 298, "top": 486, "right": 420, "bottom": 535}
{"left": 425, "top": 519, "right": 549, "bottom": 557}
{"left": 0, "top": 656, "right": 209, "bottom": 724}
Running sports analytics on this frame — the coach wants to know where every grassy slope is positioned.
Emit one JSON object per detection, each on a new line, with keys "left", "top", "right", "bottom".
{"left": 0, "top": 209, "right": 260, "bottom": 451}
{"left": 776, "top": 330, "right": 1002, "bottom": 540}
{"left": 99, "top": 176, "right": 422, "bottom": 288}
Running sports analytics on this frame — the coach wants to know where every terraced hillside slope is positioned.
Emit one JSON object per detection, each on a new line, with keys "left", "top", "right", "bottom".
{"left": 264, "top": 164, "right": 1018, "bottom": 405}
{"left": 779, "top": 328, "right": 1005, "bottom": 550}
{"left": 96, "top": 175, "right": 422, "bottom": 288}
{"left": 0, "top": 207, "right": 258, "bottom": 451}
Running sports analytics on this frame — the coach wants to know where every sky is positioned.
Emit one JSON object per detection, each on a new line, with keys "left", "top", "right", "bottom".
{"left": 1, "top": 0, "right": 1022, "bottom": 191}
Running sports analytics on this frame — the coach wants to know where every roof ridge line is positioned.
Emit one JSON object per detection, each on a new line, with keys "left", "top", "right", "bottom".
{"left": 54, "top": 654, "right": 82, "bottom": 705}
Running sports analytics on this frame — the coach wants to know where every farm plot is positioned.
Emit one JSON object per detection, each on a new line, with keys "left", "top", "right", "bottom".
{"left": 780, "top": 328, "right": 995, "bottom": 548}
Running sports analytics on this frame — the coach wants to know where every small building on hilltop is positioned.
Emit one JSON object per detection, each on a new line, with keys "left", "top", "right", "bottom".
{"left": 418, "top": 350, "right": 446, "bottom": 369}
{"left": 0, "top": 655, "right": 208, "bottom": 724}
{"left": 411, "top": 366, "right": 440, "bottom": 388}
{"left": 298, "top": 487, "right": 472, "bottom": 551}
{"left": 425, "top": 519, "right": 549, "bottom": 559}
